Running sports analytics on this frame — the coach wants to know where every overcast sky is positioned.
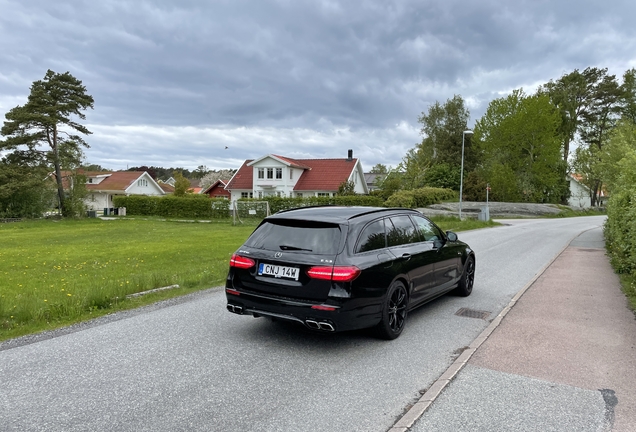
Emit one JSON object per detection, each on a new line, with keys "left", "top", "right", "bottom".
{"left": 1, "top": 0, "right": 635, "bottom": 172}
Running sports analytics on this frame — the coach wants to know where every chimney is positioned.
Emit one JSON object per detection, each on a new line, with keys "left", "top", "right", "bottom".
{"left": 347, "top": 149, "right": 353, "bottom": 161}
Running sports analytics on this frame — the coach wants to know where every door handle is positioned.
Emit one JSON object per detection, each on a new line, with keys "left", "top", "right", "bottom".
{"left": 401, "top": 253, "right": 411, "bottom": 261}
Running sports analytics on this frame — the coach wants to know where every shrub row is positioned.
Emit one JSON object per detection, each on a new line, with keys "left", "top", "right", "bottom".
{"left": 112, "top": 191, "right": 456, "bottom": 219}
{"left": 113, "top": 195, "right": 231, "bottom": 218}
{"left": 384, "top": 187, "right": 456, "bottom": 208}
{"left": 604, "top": 190, "right": 636, "bottom": 275}
{"left": 111, "top": 195, "right": 384, "bottom": 219}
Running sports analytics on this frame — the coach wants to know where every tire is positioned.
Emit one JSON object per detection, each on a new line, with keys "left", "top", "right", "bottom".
{"left": 455, "top": 255, "right": 475, "bottom": 297}
{"left": 374, "top": 281, "right": 409, "bottom": 340}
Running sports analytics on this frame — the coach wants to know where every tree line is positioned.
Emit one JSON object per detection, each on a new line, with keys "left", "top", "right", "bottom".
{"left": 376, "top": 67, "right": 636, "bottom": 206}
{"left": 2, "top": 67, "right": 635, "bottom": 218}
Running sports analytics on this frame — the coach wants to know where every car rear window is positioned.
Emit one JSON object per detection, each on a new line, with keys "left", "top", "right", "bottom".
{"left": 245, "top": 219, "right": 342, "bottom": 255}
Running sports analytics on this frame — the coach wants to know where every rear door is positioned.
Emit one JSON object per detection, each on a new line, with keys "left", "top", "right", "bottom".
{"left": 385, "top": 215, "right": 438, "bottom": 305}
{"left": 349, "top": 218, "right": 397, "bottom": 295}
{"left": 411, "top": 215, "right": 461, "bottom": 295}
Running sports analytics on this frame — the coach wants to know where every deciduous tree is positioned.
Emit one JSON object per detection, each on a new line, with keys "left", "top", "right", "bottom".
{"left": 474, "top": 89, "right": 565, "bottom": 203}
{"left": 0, "top": 161, "right": 55, "bottom": 218}
{"left": 417, "top": 95, "right": 473, "bottom": 171}
{"left": 173, "top": 171, "right": 191, "bottom": 196}
{"left": 199, "top": 169, "right": 237, "bottom": 189}
{"left": 370, "top": 164, "right": 388, "bottom": 174}
{"left": 337, "top": 180, "right": 356, "bottom": 196}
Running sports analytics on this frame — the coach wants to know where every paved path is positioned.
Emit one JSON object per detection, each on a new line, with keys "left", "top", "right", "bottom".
{"left": 396, "top": 227, "right": 636, "bottom": 431}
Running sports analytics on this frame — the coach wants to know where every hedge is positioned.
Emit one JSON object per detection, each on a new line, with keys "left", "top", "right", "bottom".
{"left": 604, "top": 189, "right": 636, "bottom": 275}
{"left": 384, "top": 187, "right": 456, "bottom": 208}
{"left": 112, "top": 195, "right": 230, "bottom": 219}
{"left": 110, "top": 195, "right": 384, "bottom": 218}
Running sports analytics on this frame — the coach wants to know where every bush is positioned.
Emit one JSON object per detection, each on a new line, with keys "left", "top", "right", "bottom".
{"left": 423, "top": 163, "right": 460, "bottom": 190}
{"left": 605, "top": 190, "right": 636, "bottom": 275}
{"left": 113, "top": 195, "right": 230, "bottom": 218}
{"left": 462, "top": 171, "right": 488, "bottom": 201}
{"left": 383, "top": 190, "right": 415, "bottom": 208}
{"left": 111, "top": 195, "right": 384, "bottom": 218}
{"left": 384, "top": 187, "right": 455, "bottom": 208}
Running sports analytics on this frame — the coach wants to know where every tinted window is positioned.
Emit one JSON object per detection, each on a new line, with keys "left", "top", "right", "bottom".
{"left": 356, "top": 219, "right": 386, "bottom": 253}
{"left": 387, "top": 216, "right": 418, "bottom": 247}
{"left": 245, "top": 219, "right": 341, "bottom": 255}
{"left": 411, "top": 215, "right": 443, "bottom": 241}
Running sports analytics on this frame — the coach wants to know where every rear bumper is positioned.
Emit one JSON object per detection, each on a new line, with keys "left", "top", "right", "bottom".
{"left": 225, "top": 288, "right": 381, "bottom": 333}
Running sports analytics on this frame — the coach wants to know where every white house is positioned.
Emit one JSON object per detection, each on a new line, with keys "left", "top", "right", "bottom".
{"left": 567, "top": 173, "right": 608, "bottom": 208}
{"left": 567, "top": 174, "right": 591, "bottom": 208}
{"left": 82, "top": 171, "right": 166, "bottom": 210}
{"left": 224, "top": 150, "right": 368, "bottom": 201}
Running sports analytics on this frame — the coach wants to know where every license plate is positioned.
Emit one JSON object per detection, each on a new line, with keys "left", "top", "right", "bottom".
{"left": 258, "top": 263, "right": 300, "bottom": 280}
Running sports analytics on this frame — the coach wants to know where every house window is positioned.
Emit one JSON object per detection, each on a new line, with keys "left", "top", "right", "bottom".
{"left": 258, "top": 191, "right": 262, "bottom": 198}
{"left": 137, "top": 179, "right": 148, "bottom": 187}
{"left": 267, "top": 168, "right": 273, "bottom": 179}
{"left": 276, "top": 168, "right": 282, "bottom": 179}
{"left": 88, "top": 178, "right": 93, "bottom": 183}
{"left": 258, "top": 168, "right": 264, "bottom": 179}
{"left": 317, "top": 192, "right": 329, "bottom": 197}
{"left": 290, "top": 169, "right": 293, "bottom": 180}
{"left": 241, "top": 192, "right": 253, "bottom": 199}
{"left": 296, "top": 193, "right": 303, "bottom": 198}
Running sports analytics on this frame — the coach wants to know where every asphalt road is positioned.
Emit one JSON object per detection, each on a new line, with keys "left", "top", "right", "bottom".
{"left": 0, "top": 216, "right": 606, "bottom": 432}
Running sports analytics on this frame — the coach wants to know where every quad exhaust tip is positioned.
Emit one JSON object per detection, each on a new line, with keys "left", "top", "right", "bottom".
{"left": 227, "top": 304, "right": 243, "bottom": 314}
{"left": 305, "top": 320, "right": 335, "bottom": 332}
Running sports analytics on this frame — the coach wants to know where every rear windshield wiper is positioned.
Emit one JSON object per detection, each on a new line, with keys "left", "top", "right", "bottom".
{"left": 279, "top": 245, "right": 313, "bottom": 251}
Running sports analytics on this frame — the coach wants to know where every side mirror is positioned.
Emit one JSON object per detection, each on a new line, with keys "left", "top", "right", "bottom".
{"left": 446, "top": 231, "right": 458, "bottom": 242}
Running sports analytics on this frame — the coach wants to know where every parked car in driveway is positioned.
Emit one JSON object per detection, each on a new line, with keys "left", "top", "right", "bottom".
{"left": 225, "top": 206, "right": 475, "bottom": 339}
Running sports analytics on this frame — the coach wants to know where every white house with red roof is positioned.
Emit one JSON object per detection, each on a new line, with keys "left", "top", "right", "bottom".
{"left": 225, "top": 150, "right": 368, "bottom": 201}
{"left": 58, "top": 170, "right": 167, "bottom": 211}
{"left": 84, "top": 171, "right": 166, "bottom": 210}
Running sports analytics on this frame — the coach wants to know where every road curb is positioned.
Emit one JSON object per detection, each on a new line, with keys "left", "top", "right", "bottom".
{"left": 388, "top": 231, "right": 581, "bottom": 431}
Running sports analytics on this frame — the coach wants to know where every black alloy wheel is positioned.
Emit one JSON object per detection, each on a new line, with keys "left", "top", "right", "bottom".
{"left": 456, "top": 256, "right": 475, "bottom": 297}
{"left": 374, "top": 281, "right": 408, "bottom": 340}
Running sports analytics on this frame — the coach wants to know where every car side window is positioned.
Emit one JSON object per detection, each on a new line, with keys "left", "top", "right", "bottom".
{"left": 411, "top": 215, "right": 443, "bottom": 242}
{"left": 355, "top": 219, "right": 387, "bottom": 253}
{"left": 386, "top": 215, "right": 418, "bottom": 247}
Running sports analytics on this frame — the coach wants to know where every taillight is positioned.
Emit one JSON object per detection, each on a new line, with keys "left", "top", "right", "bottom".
{"left": 307, "top": 266, "right": 360, "bottom": 282}
{"left": 230, "top": 254, "right": 255, "bottom": 269}
{"left": 311, "top": 304, "right": 338, "bottom": 311}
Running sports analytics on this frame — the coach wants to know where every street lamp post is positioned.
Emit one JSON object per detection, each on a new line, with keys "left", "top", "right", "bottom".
{"left": 459, "top": 129, "right": 473, "bottom": 220}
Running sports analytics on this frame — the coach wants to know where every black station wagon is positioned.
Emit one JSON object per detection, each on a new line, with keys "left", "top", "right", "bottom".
{"left": 226, "top": 206, "right": 475, "bottom": 339}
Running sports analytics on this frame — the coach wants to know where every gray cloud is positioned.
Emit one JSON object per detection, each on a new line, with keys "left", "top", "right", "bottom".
{"left": 1, "top": 0, "right": 635, "bottom": 171}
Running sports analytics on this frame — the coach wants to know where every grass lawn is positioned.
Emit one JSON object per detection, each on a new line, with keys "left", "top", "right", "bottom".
{"left": 0, "top": 218, "right": 257, "bottom": 341}
{"left": 430, "top": 215, "right": 500, "bottom": 232}
{"left": 0, "top": 214, "right": 497, "bottom": 342}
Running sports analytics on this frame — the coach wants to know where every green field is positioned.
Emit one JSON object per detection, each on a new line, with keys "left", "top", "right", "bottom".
{"left": 0, "top": 218, "right": 257, "bottom": 341}
{"left": 0, "top": 215, "right": 496, "bottom": 342}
